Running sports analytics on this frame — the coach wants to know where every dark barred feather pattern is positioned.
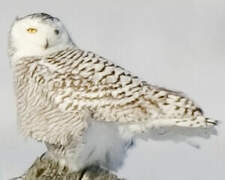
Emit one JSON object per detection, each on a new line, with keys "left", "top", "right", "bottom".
{"left": 13, "top": 47, "right": 217, "bottom": 145}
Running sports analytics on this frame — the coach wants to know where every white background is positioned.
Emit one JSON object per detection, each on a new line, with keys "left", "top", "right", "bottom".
{"left": 0, "top": 0, "right": 224, "bottom": 180}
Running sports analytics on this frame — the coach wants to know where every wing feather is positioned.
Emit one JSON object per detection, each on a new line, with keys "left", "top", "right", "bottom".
{"left": 38, "top": 48, "right": 211, "bottom": 126}
{"left": 14, "top": 48, "right": 216, "bottom": 145}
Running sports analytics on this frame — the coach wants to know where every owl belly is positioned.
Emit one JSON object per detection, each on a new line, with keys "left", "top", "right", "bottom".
{"left": 66, "top": 121, "right": 134, "bottom": 171}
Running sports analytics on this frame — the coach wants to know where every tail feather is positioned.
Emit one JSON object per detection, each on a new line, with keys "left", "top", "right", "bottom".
{"left": 174, "top": 116, "right": 218, "bottom": 128}
{"left": 205, "top": 118, "right": 219, "bottom": 126}
{"left": 143, "top": 116, "right": 218, "bottom": 129}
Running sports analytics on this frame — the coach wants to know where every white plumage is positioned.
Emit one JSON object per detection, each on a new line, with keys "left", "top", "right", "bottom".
{"left": 8, "top": 13, "right": 217, "bottom": 171}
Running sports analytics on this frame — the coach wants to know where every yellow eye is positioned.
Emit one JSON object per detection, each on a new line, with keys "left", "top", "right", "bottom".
{"left": 27, "top": 28, "right": 38, "bottom": 33}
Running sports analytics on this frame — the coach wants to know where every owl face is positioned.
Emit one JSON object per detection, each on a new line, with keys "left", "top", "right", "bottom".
{"left": 8, "top": 13, "right": 74, "bottom": 59}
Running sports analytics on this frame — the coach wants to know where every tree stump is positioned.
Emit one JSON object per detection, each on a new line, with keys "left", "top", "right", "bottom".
{"left": 11, "top": 153, "right": 125, "bottom": 180}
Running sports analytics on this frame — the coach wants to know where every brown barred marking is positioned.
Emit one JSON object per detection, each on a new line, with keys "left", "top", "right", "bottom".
{"left": 13, "top": 47, "right": 217, "bottom": 145}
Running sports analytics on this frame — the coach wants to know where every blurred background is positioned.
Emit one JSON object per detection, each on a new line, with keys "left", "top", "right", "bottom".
{"left": 0, "top": 0, "right": 224, "bottom": 179}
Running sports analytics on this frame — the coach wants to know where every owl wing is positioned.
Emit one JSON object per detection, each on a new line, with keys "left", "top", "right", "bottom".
{"left": 15, "top": 48, "right": 216, "bottom": 146}
{"left": 38, "top": 48, "right": 150, "bottom": 123}
{"left": 36, "top": 48, "right": 217, "bottom": 129}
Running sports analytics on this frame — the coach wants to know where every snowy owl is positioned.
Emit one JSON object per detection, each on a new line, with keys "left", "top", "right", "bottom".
{"left": 8, "top": 13, "right": 217, "bottom": 172}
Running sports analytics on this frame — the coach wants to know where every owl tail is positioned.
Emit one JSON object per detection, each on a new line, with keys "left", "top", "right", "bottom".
{"left": 174, "top": 116, "right": 218, "bottom": 128}
{"left": 140, "top": 116, "right": 218, "bottom": 149}
{"left": 147, "top": 116, "right": 218, "bottom": 129}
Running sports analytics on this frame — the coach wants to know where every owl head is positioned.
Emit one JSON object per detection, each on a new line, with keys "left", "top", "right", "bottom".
{"left": 8, "top": 13, "right": 75, "bottom": 60}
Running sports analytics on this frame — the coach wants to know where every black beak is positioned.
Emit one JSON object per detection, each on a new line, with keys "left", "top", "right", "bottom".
{"left": 44, "top": 39, "right": 49, "bottom": 49}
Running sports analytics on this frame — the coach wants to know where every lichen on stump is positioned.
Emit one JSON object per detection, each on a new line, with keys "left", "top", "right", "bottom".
{"left": 12, "top": 153, "right": 124, "bottom": 180}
